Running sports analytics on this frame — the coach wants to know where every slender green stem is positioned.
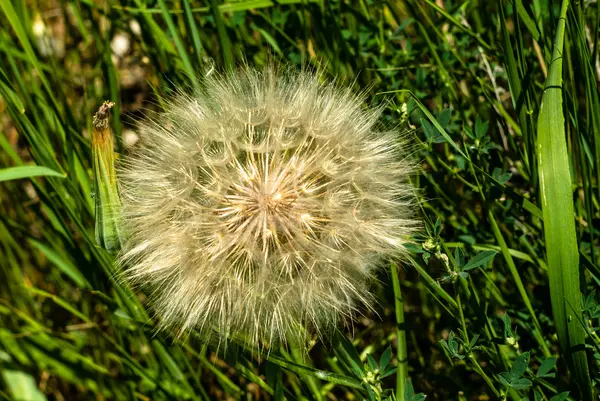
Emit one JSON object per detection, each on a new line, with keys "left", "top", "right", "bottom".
{"left": 468, "top": 355, "right": 500, "bottom": 398}
{"left": 406, "top": 255, "right": 458, "bottom": 313}
{"left": 390, "top": 262, "right": 407, "bottom": 400}
{"left": 488, "top": 210, "right": 551, "bottom": 357}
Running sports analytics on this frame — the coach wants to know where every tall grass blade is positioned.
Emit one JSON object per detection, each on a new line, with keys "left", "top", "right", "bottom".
{"left": 157, "top": 0, "right": 197, "bottom": 84}
{"left": 488, "top": 210, "right": 550, "bottom": 357}
{"left": 536, "top": 0, "right": 592, "bottom": 398}
{"left": 210, "top": 0, "right": 234, "bottom": 68}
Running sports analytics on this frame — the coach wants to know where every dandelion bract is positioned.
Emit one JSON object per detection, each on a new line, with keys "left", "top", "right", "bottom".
{"left": 118, "top": 65, "right": 417, "bottom": 349}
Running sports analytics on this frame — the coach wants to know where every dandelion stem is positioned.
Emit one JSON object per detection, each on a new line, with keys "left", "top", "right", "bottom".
{"left": 390, "top": 262, "right": 407, "bottom": 400}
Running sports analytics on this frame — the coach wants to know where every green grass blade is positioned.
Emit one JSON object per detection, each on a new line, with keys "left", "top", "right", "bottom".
{"left": 488, "top": 210, "right": 550, "bottom": 357}
{"left": 263, "top": 349, "right": 363, "bottom": 389}
{"left": 406, "top": 255, "right": 458, "bottom": 315}
{"left": 535, "top": 0, "right": 592, "bottom": 398}
{"left": 210, "top": 0, "right": 234, "bottom": 68}
{"left": 515, "top": 0, "right": 541, "bottom": 41}
{"left": 28, "top": 238, "right": 90, "bottom": 289}
{"left": 0, "top": 165, "right": 65, "bottom": 181}
{"left": 499, "top": 1, "right": 536, "bottom": 180}
{"left": 182, "top": 0, "right": 205, "bottom": 66}
{"left": 0, "top": 0, "right": 58, "bottom": 110}
{"left": 157, "top": 0, "right": 197, "bottom": 84}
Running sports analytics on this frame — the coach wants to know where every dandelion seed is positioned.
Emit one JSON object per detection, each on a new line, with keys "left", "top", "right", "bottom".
{"left": 118, "top": 64, "right": 418, "bottom": 350}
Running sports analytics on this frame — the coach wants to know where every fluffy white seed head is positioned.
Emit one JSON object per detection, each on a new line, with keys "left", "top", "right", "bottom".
{"left": 118, "top": 65, "right": 417, "bottom": 350}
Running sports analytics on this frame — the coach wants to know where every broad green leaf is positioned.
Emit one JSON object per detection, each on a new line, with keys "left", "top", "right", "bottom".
{"left": 510, "top": 352, "right": 530, "bottom": 379}
{"left": 535, "top": 0, "right": 592, "bottom": 398}
{"left": 2, "top": 370, "right": 48, "bottom": 401}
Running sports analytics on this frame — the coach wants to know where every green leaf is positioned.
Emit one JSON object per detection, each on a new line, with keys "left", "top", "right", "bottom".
{"left": 379, "top": 346, "right": 392, "bottom": 370}
{"left": 157, "top": 0, "right": 197, "bottom": 84}
{"left": 515, "top": 0, "right": 541, "bottom": 41}
{"left": 509, "top": 378, "right": 532, "bottom": 390}
{"left": 28, "top": 239, "right": 90, "bottom": 289}
{"left": 181, "top": 0, "right": 205, "bottom": 67}
{"left": 537, "top": 356, "right": 557, "bottom": 378}
{"left": 510, "top": 352, "right": 530, "bottom": 379}
{"left": 535, "top": 0, "right": 592, "bottom": 397}
{"left": 332, "top": 332, "right": 365, "bottom": 379}
{"left": 367, "top": 354, "right": 377, "bottom": 371}
{"left": 0, "top": 0, "right": 61, "bottom": 112}
{"left": 463, "top": 250, "right": 497, "bottom": 271}
{"left": 2, "top": 370, "right": 48, "bottom": 401}
{"left": 474, "top": 115, "right": 489, "bottom": 139}
{"left": 265, "top": 351, "right": 362, "bottom": 389}
{"left": 404, "top": 378, "right": 415, "bottom": 400}
{"left": 380, "top": 367, "right": 397, "bottom": 379}
{"left": 437, "top": 108, "right": 452, "bottom": 129}
{"left": 499, "top": 373, "right": 511, "bottom": 387}
{"left": 549, "top": 392, "right": 570, "bottom": 401}
{"left": 0, "top": 165, "right": 64, "bottom": 182}
{"left": 210, "top": 0, "right": 234, "bottom": 68}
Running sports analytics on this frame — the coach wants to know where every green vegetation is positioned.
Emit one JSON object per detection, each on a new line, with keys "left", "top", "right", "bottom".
{"left": 1, "top": 0, "right": 599, "bottom": 400}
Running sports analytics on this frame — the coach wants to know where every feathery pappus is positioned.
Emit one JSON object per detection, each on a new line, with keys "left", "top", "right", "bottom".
{"left": 117, "top": 64, "right": 418, "bottom": 350}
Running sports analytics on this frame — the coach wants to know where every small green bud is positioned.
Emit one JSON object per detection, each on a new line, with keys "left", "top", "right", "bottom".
{"left": 423, "top": 238, "right": 438, "bottom": 253}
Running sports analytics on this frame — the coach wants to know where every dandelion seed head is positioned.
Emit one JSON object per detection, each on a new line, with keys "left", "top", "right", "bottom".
{"left": 118, "top": 65, "right": 418, "bottom": 349}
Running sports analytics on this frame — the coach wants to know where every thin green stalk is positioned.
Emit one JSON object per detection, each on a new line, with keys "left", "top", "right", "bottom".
{"left": 468, "top": 355, "right": 500, "bottom": 398}
{"left": 488, "top": 210, "right": 551, "bottom": 357}
{"left": 390, "top": 262, "right": 407, "bottom": 400}
{"left": 406, "top": 255, "right": 459, "bottom": 313}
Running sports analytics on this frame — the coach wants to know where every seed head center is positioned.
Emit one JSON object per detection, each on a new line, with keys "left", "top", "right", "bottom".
{"left": 253, "top": 182, "right": 296, "bottom": 219}
{"left": 221, "top": 170, "right": 301, "bottom": 242}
